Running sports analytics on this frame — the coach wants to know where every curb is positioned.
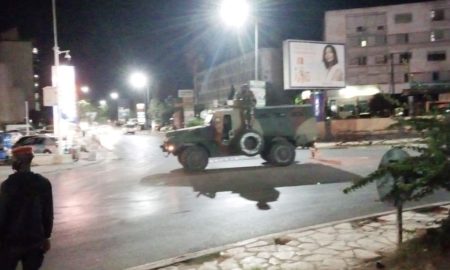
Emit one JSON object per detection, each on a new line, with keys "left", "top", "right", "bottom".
{"left": 315, "top": 138, "right": 423, "bottom": 149}
{"left": 124, "top": 201, "right": 450, "bottom": 270}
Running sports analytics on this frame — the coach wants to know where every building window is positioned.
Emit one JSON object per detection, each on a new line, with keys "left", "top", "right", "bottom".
{"left": 430, "top": 30, "right": 445, "bottom": 42}
{"left": 427, "top": 51, "right": 446, "bottom": 61}
{"left": 356, "top": 26, "right": 366, "bottom": 32}
{"left": 360, "top": 39, "right": 367, "bottom": 47}
{"left": 399, "top": 52, "right": 412, "bottom": 64}
{"left": 430, "top": 9, "right": 445, "bottom": 21}
{"left": 374, "top": 35, "right": 387, "bottom": 46}
{"left": 432, "top": 71, "right": 440, "bottom": 81}
{"left": 396, "top": 33, "right": 409, "bottom": 44}
{"left": 347, "top": 37, "right": 360, "bottom": 47}
{"left": 350, "top": 56, "right": 367, "bottom": 66}
{"left": 377, "top": 25, "right": 385, "bottom": 31}
{"left": 395, "top": 13, "right": 412, "bottom": 23}
{"left": 375, "top": 55, "right": 388, "bottom": 64}
{"left": 404, "top": 73, "right": 409, "bottom": 82}
{"left": 358, "top": 56, "right": 367, "bottom": 65}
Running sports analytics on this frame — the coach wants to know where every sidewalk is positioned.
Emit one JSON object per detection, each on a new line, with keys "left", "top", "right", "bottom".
{"left": 315, "top": 137, "right": 423, "bottom": 149}
{"left": 0, "top": 149, "right": 112, "bottom": 179}
{"left": 128, "top": 203, "right": 450, "bottom": 270}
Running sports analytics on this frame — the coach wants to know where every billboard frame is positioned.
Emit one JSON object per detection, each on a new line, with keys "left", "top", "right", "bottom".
{"left": 283, "top": 39, "right": 346, "bottom": 90}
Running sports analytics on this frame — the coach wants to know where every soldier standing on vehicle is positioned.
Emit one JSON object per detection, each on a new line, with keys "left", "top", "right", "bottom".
{"left": 0, "top": 146, "right": 53, "bottom": 270}
{"left": 234, "top": 84, "right": 256, "bottom": 129}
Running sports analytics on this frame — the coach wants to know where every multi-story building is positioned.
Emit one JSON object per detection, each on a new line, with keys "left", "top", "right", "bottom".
{"left": 325, "top": 0, "right": 450, "bottom": 114}
{"left": 194, "top": 48, "right": 284, "bottom": 108}
{"left": 0, "top": 28, "right": 36, "bottom": 127}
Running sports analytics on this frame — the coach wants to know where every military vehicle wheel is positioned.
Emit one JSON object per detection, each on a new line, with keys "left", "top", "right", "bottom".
{"left": 181, "top": 146, "right": 209, "bottom": 171}
{"left": 177, "top": 153, "right": 186, "bottom": 164}
{"left": 238, "top": 130, "right": 264, "bottom": 156}
{"left": 260, "top": 147, "right": 270, "bottom": 161}
{"left": 268, "top": 141, "right": 295, "bottom": 166}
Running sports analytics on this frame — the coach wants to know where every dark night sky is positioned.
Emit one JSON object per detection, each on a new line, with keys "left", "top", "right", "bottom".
{"left": 0, "top": 0, "right": 434, "bottom": 101}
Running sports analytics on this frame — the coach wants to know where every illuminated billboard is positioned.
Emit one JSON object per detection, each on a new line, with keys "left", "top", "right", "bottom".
{"left": 52, "top": 65, "right": 77, "bottom": 121}
{"left": 283, "top": 40, "right": 346, "bottom": 90}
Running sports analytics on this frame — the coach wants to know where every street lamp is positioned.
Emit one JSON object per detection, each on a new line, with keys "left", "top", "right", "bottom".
{"left": 99, "top": 100, "right": 107, "bottom": 107}
{"left": 129, "top": 72, "right": 150, "bottom": 129}
{"left": 81, "top": 86, "right": 89, "bottom": 94}
{"left": 52, "top": 0, "right": 75, "bottom": 154}
{"left": 110, "top": 92, "right": 119, "bottom": 100}
{"left": 109, "top": 92, "right": 119, "bottom": 121}
{"left": 220, "top": 0, "right": 258, "bottom": 81}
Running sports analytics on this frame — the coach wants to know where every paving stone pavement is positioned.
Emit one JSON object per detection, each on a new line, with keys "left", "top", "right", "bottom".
{"left": 154, "top": 204, "right": 449, "bottom": 270}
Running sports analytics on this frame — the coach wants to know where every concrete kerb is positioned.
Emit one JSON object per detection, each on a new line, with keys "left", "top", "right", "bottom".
{"left": 315, "top": 137, "right": 423, "bottom": 149}
{"left": 124, "top": 201, "right": 450, "bottom": 270}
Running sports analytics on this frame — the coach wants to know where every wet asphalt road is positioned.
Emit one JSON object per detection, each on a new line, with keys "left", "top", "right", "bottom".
{"left": 41, "top": 133, "right": 449, "bottom": 270}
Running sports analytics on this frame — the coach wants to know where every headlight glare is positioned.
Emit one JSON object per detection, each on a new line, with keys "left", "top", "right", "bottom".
{"left": 167, "top": 144, "right": 175, "bottom": 152}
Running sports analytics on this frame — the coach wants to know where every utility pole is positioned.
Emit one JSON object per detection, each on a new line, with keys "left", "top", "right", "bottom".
{"left": 390, "top": 53, "right": 395, "bottom": 94}
{"left": 25, "top": 101, "right": 29, "bottom": 135}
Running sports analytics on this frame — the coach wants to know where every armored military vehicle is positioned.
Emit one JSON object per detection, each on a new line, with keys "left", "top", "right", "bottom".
{"left": 161, "top": 104, "right": 317, "bottom": 171}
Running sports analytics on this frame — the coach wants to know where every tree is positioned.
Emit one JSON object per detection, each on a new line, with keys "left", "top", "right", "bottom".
{"left": 78, "top": 100, "right": 97, "bottom": 121}
{"left": 369, "top": 93, "right": 399, "bottom": 117}
{"left": 148, "top": 99, "right": 165, "bottom": 123}
{"left": 344, "top": 115, "right": 450, "bottom": 247}
{"left": 149, "top": 98, "right": 177, "bottom": 126}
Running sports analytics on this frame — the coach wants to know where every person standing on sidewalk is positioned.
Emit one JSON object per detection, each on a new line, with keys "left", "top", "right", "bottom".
{"left": 0, "top": 146, "right": 54, "bottom": 270}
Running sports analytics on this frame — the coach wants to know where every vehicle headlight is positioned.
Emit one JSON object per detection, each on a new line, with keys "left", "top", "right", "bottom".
{"left": 166, "top": 144, "right": 175, "bottom": 152}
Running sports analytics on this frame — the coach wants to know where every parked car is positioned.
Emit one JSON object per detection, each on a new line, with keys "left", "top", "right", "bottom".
{"left": 37, "top": 125, "right": 54, "bottom": 134}
{"left": 3, "top": 131, "right": 22, "bottom": 144}
{"left": 123, "top": 123, "right": 139, "bottom": 134}
{"left": 126, "top": 118, "right": 138, "bottom": 125}
{"left": 5, "top": 124, "right": 36, "bottom": 135}
{"left": 13, "top": 135, "right": 58, "bottom": 154}
{"left": 0, "top": 132, "right": 13, "bottom": 162}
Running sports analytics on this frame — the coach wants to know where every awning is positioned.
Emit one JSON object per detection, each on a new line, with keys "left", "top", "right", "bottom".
{"left": 402, "top": 82, "right": 450, "bottom": 95}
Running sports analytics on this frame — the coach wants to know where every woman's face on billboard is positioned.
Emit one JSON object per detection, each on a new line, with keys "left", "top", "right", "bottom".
{"left": 324, "top": 47, "right": 335, "bottom": 63}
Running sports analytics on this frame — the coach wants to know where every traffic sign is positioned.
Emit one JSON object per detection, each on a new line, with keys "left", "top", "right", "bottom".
{"left": 376, "top": 148, "right": 410, "bottom": 203}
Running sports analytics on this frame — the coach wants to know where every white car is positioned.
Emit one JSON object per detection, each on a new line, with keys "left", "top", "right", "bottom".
{"left": 13, "top": 135, "right": 58, "bottom": 154}
{"left": 123, "top": 124, "right": 139, "bottom": 134}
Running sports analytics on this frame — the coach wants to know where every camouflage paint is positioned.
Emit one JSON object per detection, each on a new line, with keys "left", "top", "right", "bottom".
{"left": 161, "top": 104, "right": 317, "bottom": 158}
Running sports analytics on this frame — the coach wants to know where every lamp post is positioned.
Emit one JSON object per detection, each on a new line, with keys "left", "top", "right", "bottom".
{"left": 129, "top": 72, "right": 150, "bottom": 129}
{"left": 110, "top": 92, "right": 119, "bottom": 122}
{"left": 220, "top": 0, "right": 258, "bottom": 80}
{"left": 52, "top": 0, "right": 72, "bottom": 154}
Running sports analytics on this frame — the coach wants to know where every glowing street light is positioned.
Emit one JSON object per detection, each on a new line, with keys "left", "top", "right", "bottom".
{"left": 129, "top": 72, "right": 149, "bottom": 89}
{"left": 220, "top": 0, "right": 250, "bottom": 28}
{"left": 81, "top": 86, "right": 89, "bottom": 93}
{"left": 129, "top": 72, "right": 150, "bottom": 129}
{"left": 110, "top": 92, "right": 119, "bottom": 100}
{"left": 219, "top": 0, "right": 259, "bottom": 80}
{"left": 99, "top": 100, "right": 107, "bottom": 106}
